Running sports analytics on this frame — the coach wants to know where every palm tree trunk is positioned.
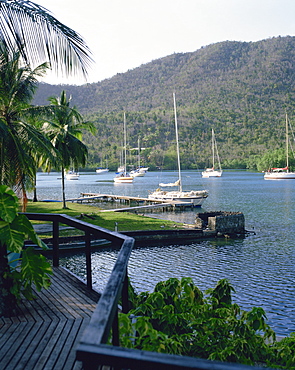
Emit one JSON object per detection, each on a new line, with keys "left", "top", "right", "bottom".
{"left": 33, "top": 174, "right": 38, "bottom": 202}
{"left": 61, "top": 166, "right": 67, "bottom": 209}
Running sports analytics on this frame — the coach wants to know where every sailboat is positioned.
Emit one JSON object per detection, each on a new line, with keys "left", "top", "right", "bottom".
{"left": 114, "top": 112, "right": 134, "bottom": 183}
{"left": 148, "top": 93, "right": 208, "bottom": 206}
{"left": 96, "top": 158, "right": 109, "bottom": 174}
{"left": 202, "top": 128, "right": 223, "bottom": 178}
{"left": 130, "top": 137, "right": 147, "bottom": 177}
{"left": 264, "top": 113, "right": 295, "bottom": 179}
{"left": 65, "top": 170, "right": 79, "bottom": 180}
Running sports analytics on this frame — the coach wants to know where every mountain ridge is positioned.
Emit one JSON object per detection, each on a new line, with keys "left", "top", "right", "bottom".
{"left": 33, "top": 36, "right": 295, "bottom": 170}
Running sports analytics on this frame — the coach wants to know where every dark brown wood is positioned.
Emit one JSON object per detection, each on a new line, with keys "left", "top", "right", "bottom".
{"left": 77, "top": 343, "right": 275, "bottom": 370}
{"left": 52, "top": 219, "right": 59, "bottom": 267}
{"left": 85, "top": 231, "right": 92, "bottom": 289}
{"left": 0, "top": 267, "right": 100, "bottom": 370}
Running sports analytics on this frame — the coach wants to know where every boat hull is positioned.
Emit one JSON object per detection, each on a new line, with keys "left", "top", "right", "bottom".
{"left": 66, "top": 173, "right": 80, "bottom": 180}
{"left": 114, "top": 176, "right": 134, "bottom": 183}
{"left": 264, "top": 171, "right": 295, "bottom": 179}
{"left": 148, "top": 190, "right": 208, "bottom": 207}
{"left": 96, "top": 169, "right": 109, "bottom": 174}
{"left": 202, "top": 170, "right": 223, "bottom": 178}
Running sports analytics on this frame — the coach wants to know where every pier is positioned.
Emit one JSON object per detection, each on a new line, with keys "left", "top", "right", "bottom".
{"left": 66, "top": 192, "right": 196, "bottom": 212}
{"left": 0, "top": 267, "right": 100, "bottom": 370}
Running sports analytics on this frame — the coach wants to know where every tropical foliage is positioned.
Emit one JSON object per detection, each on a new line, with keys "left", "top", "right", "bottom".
{"left": 43, "top": 90, "right": 95, "bottom": 208}
{"left": 34, "top": 36, "right": 295, "bottom": 171}
{"left": 0, "top": 0, "right": 93, "bottom": 316}
{"left": 118, "top": 277, "right": 295, "bottom": 369}
{"left": 0, "top": 43, "right": 56, "bottom": 207}
{"left": 0, "top": 0, "right": 92, "bottom": 78}
{"left": 0, "top": 185, "right": 52, "bottom": 317}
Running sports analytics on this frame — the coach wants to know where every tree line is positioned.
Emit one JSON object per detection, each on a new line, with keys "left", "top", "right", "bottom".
{"left": 34, "top": 36, "right": 295, "bottom": 172}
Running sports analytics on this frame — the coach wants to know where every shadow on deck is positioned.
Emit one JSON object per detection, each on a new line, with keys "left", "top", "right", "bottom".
{"left": 0, "top": 267, "right": 100, "bottom": 370}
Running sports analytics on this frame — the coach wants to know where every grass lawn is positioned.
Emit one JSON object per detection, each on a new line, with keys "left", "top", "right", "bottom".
{"left": 25, "top": 201, "right": 184, "bottom": 234}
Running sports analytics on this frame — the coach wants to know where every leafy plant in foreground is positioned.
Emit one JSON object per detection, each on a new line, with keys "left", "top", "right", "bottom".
{"left": 118, "top": 277, "right": 295, "bottom": 368}
{"left": 0, "top": 185, "right": 52, "bottom": 316}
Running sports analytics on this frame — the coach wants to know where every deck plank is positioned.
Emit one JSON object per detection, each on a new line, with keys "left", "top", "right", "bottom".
{"left": 0, "top": 266, "right": 100, "bottom": 370}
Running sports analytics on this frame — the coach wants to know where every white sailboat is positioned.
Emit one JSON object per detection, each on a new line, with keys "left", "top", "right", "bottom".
{"left": 202, "top": 128, "right": 223, "bottom": 178}
{"left": 130, "top": 137, "right": 147, "bottom": 177}
{"left": 148, "top": 93, "right": 208, "bottom": 206}
{"left": 114, "top": 112, "right": 134, "bottom": 183}
{"left": 96, "top": 158, "right": 109, "bottom": 174}
{"left": 65, "top": 170, "right": 79, "bottom": 180}
{"left": 264, "top": 113, "right": 295, "bottom": 179}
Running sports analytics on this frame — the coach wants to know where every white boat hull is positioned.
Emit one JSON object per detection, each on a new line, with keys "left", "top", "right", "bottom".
{"left": 96, "top": 168, "right": 109, "bottom": 174}
{"left": 264, "top": 171, "right": 295, "bottom": 179}
{"left": 148, "top": 190, "right": 208, "bottom": 207}
{"left": 202, "top": 169, "right": 223, "bottom": 178}
{"left": 66, "top": 172, "right": 79, "bottom": 180}
{"left": 114, "top": 175, "right": 134, "bottom": 183}
{"left": 130, "top": 170, "right": 145, "bottom": 177}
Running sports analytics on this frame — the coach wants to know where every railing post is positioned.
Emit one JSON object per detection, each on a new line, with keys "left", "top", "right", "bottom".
{"left": 52, "top": 219, "right": 59, "bottom": 267}
{"left": 85, "top": 231, "right": 92, "bottom": 289}
{"left": 112, "top": 310, "right": 120, "bottom": 346}
{"left": 122, "top": 268, "right": 129, "bottom": 314}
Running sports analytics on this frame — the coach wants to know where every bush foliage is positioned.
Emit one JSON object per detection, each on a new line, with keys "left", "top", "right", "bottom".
{"left": 118, "top": 277, "right": 295, "bottom": 369}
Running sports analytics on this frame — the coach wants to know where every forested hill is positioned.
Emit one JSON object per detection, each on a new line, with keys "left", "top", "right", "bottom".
{"left": 33, "top": 36, "right": 295, "bottom": 171}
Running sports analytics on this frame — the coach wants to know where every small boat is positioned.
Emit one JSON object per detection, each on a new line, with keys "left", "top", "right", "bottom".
{"left": 264, "top": 113, "right": 295, "bottom": 179}
{"left": 148, "top": 93, "right": 208, "bottom": 206}
{"left": 114, "top": 173, "right": 134, "bottom": 183}
{"left": 202, "top": 128, "right": 222, "bottom": 178}
{"left": 130, "top": 138, "right": 147, "bottom": 177}
{"left": 114, "top": 112, "right": 133, "bottom": 183}
{"left": 66, "top": 171, "right": 79, "bottom": 180}
{"left": 130, "top": 169, "right": 145, "bottom": 177}
{"left": 96, "top": 158, "right": 109, "bottom": 174}
{"left": 96, "top": 168, "right": 109, "bottom": 174}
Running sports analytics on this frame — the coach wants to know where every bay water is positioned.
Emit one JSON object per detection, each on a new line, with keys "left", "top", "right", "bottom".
{"left": 34, "top": 170, "right": 295, "bottom": 336}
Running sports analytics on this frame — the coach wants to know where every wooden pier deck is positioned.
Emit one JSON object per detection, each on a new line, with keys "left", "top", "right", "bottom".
{"left": 67, "top": 193, "right": 195, "bottom": 211}
{"left": 0, "top": 267, "right": 100, "bottom": 370}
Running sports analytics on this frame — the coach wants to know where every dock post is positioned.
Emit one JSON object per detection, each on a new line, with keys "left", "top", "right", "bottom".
{"left": 52, "top": 220, "right": 59, "bottom": 267}
{"left": 85, "top": 231, "right": 92, "bottom": 289}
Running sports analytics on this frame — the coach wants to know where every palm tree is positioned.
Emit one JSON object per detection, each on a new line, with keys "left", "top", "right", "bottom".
{"left": 0, "top": 0, "right": 92, "bottom": 78}
{"left": 43, "top": 90, "right": 95, "bottom": 208}
{"left": 0, "top": 43, "right": 56, "bottom": 208}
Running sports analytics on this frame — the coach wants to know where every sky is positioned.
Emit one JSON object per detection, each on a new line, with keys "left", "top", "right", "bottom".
{"left": 35, "top": 0, "right": 295, "bottom": 85}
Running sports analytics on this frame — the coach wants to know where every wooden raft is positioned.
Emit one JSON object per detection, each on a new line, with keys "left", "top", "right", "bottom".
{"left": 0, "top": 267, "right": 100, "bottom": 370}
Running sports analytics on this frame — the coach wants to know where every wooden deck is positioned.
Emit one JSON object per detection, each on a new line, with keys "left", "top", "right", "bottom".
{"left": 0, "top": 267, "right": 100, "bottom": 370}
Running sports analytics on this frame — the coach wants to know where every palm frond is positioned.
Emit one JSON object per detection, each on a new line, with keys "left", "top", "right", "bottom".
{"left": 0, "top": 0, "right": 93, "bottom": 78}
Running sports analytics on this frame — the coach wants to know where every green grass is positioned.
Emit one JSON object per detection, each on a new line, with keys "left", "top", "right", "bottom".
{"left": 25, "top": 201, "right": 183, "bottom": 233}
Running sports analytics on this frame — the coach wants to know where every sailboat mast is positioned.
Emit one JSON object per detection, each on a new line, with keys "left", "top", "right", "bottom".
{"left": 212, "top": 128, "right": 215, "bottom": 169}
{"left": 123, "top": 112, "right": 127, "bottom": 175}
{"left": 173, "top": 92, "right": 182, "bottom": 192}
{"left": 138, "top": 136, "right": 141, "bottom": 168}
{"left": 286, "top": 112, "right": 289, "bottom": 171}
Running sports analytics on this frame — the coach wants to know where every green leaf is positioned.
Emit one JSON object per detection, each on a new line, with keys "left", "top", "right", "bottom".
{"left": 0, "top": 186, "right": 19, "bottom": 223}
{"left": 14, "top": 214, "right": 48, "bottom": 250}
{"left": 21, "top": 248, "right": 52, "bottom": 292}
{"left": 0, "top": 221, "right": 25, "bottom": 253}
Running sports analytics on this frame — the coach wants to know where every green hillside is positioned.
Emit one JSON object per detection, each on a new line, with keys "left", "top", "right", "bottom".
{"left": 33, "top": 36, "right": 295, "bottom": 171}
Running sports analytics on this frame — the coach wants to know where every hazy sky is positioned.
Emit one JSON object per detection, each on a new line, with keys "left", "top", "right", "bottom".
{"left": 36, "top": 0, "right": 295, "bottom": 85}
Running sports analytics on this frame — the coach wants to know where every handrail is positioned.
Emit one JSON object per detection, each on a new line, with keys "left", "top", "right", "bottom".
{"left": 24, "top": 212, "right": 132, "bottom": 289}
{"left": 24, "top": 213, "right": 271, "bottom": 370}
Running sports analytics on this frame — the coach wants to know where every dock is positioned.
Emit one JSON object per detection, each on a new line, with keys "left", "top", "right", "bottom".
{"left": 0, "top": 267, "right": 100, "bottom": 370}
{"left": 67, "top": 192, "right": 195, "bottom": 212}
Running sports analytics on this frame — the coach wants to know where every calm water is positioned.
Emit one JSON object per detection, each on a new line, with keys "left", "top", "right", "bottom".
{"left": 34, "top": 170, "right": 295, "bottom": 336}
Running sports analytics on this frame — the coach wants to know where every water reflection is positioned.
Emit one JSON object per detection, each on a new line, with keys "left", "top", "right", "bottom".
{"left": 35, "top": 170, "right": 295, "bottom": 336}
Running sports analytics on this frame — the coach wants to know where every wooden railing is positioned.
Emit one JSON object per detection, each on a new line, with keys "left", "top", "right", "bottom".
{"left": 25, "top": 213, "right": 272, "bottom": 370}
